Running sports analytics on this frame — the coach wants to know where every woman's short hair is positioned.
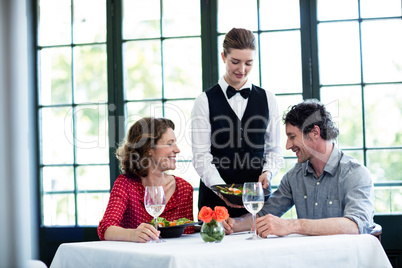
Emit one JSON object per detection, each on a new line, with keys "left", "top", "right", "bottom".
{"left": 283, "top": 99, "right": 339, "bottom": 141}
{"left": 116, "top": 117, "right": 175, "bottom": 178}
{"left": 222, "top": 28, "right": 256, "bottom": 57}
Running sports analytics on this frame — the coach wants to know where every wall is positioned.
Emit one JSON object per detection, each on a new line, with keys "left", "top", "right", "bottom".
{"left": 0, "top": 0, "right": 38, "bottom": 267}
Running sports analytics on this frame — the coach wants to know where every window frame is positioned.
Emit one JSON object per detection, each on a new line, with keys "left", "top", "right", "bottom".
{"left": 34, "top": 0, "right": 402, "bottom": 265}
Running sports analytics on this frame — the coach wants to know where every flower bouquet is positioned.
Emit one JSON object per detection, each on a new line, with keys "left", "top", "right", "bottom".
{"left": 198, "top": 206, "right": 229, "bottom": 243}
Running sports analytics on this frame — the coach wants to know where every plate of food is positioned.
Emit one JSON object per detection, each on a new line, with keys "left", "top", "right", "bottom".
{"left": 150, "top": 217, "right": 202, "bottom": 238}
{"left": 211, "top": 183, "right": 271, "bottom": 206}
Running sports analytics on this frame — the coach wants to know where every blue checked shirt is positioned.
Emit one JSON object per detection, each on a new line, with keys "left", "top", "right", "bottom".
{"left": 258, "top": 146, "right": 375, "bottom": 234}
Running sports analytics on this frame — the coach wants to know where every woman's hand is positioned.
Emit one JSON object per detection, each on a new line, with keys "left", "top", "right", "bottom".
{"left": 131, "top": 223, "right": 161, "bottom": 243}
{"left": 105, "top": 224, "right": 160, "bottom": 243}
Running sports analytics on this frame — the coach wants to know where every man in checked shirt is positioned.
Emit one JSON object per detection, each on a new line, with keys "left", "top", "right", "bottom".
{"left": 224, "top": 99, "right": 375, "bottom": 237}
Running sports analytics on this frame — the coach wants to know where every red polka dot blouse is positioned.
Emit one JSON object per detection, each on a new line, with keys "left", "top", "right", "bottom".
{"left": 97, "top": 174, "right": 194, "bottom": 240}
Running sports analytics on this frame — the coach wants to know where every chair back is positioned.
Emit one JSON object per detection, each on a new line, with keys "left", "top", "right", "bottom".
{"left": 371, "top": 223, "right": 382, "bottom": 242}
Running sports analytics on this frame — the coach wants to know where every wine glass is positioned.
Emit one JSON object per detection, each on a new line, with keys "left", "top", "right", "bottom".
{"left": 144, "top": 186, "right": 166, "bottom": 243}
{"left": 242, "top": 182, "right": 264, "bottom": 240}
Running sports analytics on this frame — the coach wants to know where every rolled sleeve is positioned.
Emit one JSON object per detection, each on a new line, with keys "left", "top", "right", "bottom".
{"left": 343, "top": 183, "right": 375, "bottom": 234}
{"left": 342, "top": 165, "right": 375, "bottom": 234}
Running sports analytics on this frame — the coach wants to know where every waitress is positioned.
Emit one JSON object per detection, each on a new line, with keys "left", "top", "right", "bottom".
{"left": 191, "top": 28, "right": 283, "bottom": 217}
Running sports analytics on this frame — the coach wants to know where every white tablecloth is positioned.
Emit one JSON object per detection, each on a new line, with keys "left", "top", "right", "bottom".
{"left": 50, "top": 232, "right": 391, "bottom": 268}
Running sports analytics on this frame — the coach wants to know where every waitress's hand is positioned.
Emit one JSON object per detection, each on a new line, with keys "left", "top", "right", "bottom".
{"left": 218, "top": 193, "right": 244, "bottom": 208}
{"left": 258, "top": 171, "right": 272, "bottom": 189}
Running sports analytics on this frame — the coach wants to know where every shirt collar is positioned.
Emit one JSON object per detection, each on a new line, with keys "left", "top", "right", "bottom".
{"left": 218, "top": 76, "right": 252, "bottom": 96}
{"left": 304, "top": 144, "right": 341, "bottom": 177}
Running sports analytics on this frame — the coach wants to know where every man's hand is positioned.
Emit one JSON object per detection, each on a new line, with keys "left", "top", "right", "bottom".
{"left": 222, "top": 217, "right": 235, "bottom": 235}
{"left": 256, "top": 214, "right": 294, "bottom": 237}
{"left": 258, "top": 171, "right": 272, "bottom": 189}
{"left": 256, "top": 215, "right": 360, "bottom": 237}
{"left": 222, "top": 214, "right": 254, "bottom": 235}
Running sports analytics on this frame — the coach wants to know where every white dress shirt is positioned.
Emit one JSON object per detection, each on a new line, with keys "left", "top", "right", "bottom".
{"left": 191, "top": 76, "right": 284, "bottom": 188}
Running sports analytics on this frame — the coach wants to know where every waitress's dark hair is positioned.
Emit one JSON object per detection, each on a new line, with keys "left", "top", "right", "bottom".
{"left": 116, "top": 117, "right": 175, "bottom": 178}
{"left": 283, "top": 99, "right": 339, "bottom": 141}
{"left": 222, "top": 28, "right": 256, "bottom": 57}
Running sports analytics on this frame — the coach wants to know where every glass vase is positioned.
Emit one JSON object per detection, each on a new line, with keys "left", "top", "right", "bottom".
{"left": 200, "top": 219, "right": 225, "bottom": 243}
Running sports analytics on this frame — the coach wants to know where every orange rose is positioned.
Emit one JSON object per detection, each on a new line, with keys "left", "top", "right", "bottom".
{"left": 213, "top": 206, "right": 229, "bottom": 222}
{"left": 198, "top": 206, "right": 214, "bottom": 223}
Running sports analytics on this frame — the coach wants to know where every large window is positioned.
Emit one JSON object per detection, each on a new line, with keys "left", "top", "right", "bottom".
{"left": 37, "top": 0, "right": 110, "bottom": 225}
{"left": 36, "top": 0, "right": 402, "bottom": 231}
{"left": 316, "top": 0, "right": 402, "bottom": 214}
{"left": 120, "top": 0, "right": 202, "bottom": 218}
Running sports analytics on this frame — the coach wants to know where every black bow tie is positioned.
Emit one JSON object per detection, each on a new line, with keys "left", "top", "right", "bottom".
{"left": 226, "top": 86, "right": 251, "bottom": 99}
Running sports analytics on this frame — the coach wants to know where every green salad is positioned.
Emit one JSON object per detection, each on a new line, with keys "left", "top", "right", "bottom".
{"left": 150, "top": 217, "right": 193, "bottom": 227}
{"left": 217, "top": 184, "right": 243, "bottom": 196}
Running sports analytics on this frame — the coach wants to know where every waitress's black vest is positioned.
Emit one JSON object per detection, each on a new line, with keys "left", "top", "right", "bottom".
{"left": 198, "top": 84, "right": 269, "bottom": 217}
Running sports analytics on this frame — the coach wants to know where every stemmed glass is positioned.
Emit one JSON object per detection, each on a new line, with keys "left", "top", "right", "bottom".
{"left": 144, "top": 186, "right": 166, "bottom": 243}
{"left": 242, "top": 182, "right": 264, "bottom": 240}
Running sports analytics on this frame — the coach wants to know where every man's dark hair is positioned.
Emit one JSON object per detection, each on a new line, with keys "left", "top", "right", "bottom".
{"left": 283, "top": 99, "right": 339, "bottom": 141}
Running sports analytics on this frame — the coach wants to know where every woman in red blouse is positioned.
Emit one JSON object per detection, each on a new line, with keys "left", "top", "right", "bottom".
{"left": 98, "top": 117, "right": 194, "bottom": 243}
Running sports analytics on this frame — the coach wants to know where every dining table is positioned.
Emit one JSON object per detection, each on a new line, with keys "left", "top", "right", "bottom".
{"left": 50, "top": 232, "right": 392, "bottom": 268}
